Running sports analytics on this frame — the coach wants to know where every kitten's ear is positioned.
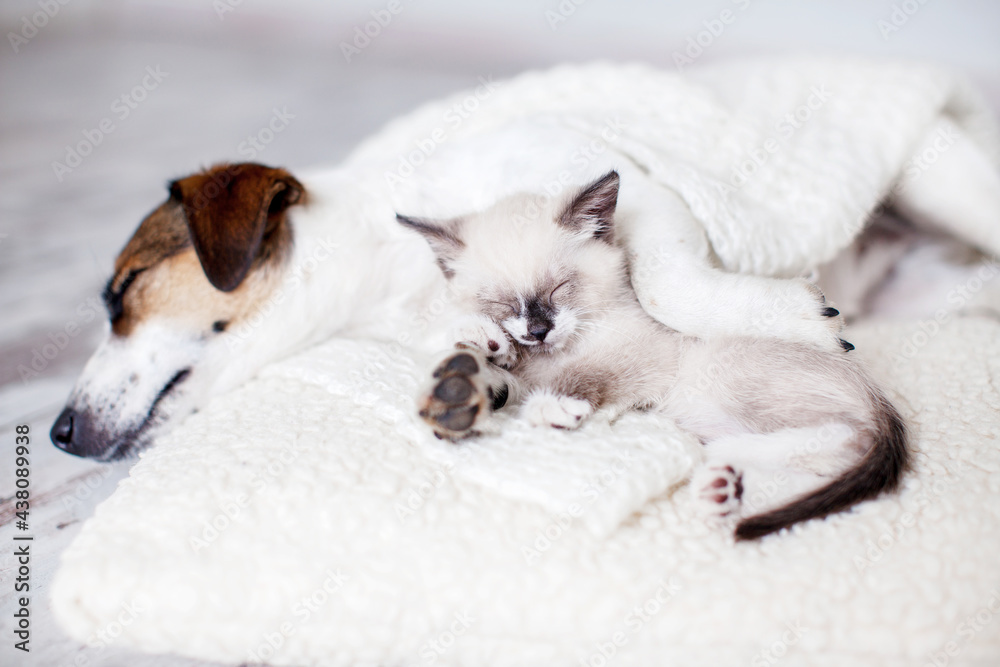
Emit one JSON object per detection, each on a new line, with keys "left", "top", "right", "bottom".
{"left": 396, "top": 214, "right": 464, "bottom": 278}
{"left": 558, "top": 170, "right": 620, "bottom": 243}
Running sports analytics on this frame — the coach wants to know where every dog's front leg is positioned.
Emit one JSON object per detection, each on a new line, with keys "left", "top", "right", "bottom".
{"left": 622, "top": 187, "right": 849, "bottom": 352}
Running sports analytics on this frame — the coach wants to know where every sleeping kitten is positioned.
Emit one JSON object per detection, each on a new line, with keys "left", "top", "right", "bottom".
{"left": 397, "top": 171, "right": 907, "bottom": 540}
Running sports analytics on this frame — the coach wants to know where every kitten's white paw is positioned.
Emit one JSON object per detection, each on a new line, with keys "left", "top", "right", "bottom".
{"left": 691, "top": 464, "right": 744, "bottom": 521}
{"left": 521, "top": 392, "right": 592, "bottom": 429}
{"left": 451, "top": 315, "right": 516, "bottom": 368}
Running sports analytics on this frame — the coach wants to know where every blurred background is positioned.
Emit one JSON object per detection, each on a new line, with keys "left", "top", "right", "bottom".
{"left": 0, "top": 1, "right": 997, "bottom": 664}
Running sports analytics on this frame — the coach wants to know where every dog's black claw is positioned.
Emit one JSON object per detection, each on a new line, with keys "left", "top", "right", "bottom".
{"left": 839, "top": 338, "right": 855, "bottom": 351}
{"left": 822, "top": 307, "right": 840, "bottom": 318}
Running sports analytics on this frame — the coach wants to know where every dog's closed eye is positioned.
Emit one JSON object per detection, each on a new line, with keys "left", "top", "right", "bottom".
{"left": 103, "top": 268, "right": 146, "bottom": 323}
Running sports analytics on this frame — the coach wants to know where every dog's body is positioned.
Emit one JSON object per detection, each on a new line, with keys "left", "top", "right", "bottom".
{"left": 51, "top": 112, "right": 1000, "bottom": 462}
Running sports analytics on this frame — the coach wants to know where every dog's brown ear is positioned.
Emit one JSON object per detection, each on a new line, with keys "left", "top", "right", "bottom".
{"left": 170, "top": 163, "right": 304, "bottom": 292}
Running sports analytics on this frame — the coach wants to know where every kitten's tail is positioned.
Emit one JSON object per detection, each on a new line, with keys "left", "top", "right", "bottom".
{"left": 734, "top": 392, "right": 908, "bottom": 541}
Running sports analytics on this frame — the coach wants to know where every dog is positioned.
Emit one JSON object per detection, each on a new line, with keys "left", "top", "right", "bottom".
{"left": 49, "top": 163, "right": 447, "bottom": 460}
{"left": 50, "top": 112, "right": 1000, "bottom": 461}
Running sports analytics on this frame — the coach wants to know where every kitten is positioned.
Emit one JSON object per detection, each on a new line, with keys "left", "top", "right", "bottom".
{"left": 397, "top": 171, "right": 907, "bottom": 540}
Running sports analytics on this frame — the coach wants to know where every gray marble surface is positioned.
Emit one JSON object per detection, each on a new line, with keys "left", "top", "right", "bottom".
{"left": 1, "top": 2, "right": 998, "bottom": 665}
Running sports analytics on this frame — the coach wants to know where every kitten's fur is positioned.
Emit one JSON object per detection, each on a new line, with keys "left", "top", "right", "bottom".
{"left": 398, "top": 171, "right": 907, "bottom": 540}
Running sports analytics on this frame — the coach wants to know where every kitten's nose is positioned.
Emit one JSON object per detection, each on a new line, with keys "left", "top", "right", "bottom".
{"left": 527, "top": 322, "right": 551, "bottom": 342}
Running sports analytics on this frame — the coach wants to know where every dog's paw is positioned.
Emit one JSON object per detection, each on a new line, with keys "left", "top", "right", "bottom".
{"left": 691, "top": 465, "right": 744, "bottom": 521}
{"left": 520, "top": 391, "right": 592, "bottom": 430}
{"left": 751, "top": 279, "right": 853, "bottom": 353}
{"left": 451, "top": 315, "right": 517, "bottom": 368}
{"left": 418, "top": 352, "right": 494, "bottom": 440}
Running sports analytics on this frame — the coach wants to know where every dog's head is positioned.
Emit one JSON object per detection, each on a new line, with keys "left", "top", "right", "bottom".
{"left": 50, "top": 163, "right": 305, "bottom": 461}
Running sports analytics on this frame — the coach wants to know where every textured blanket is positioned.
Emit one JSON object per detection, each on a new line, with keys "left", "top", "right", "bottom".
{"left": 50, "top": 60, "right": 1000, "bottom": 666}
{"left": 355, "top": 58, "right": 999, "bottom": 275}
{"left": 51, "top": 321, "right": 1000, "bottom": 666}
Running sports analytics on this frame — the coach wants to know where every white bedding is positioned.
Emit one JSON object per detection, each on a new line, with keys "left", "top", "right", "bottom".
{"left": 50, "top": 319, "right": 1000, "bottom": 666}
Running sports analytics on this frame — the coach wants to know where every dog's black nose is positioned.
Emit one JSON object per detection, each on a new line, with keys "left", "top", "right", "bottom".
{"left": 50, "top": 405, "right": 122, "bottom": 460}
{"left": 527, "top": 322, "right": 551, "bottom": 342}
{"left": 51, "top": 408, "right": 76, "bottom": 451}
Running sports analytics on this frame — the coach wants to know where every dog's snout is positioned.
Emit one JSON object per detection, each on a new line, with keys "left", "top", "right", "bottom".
{"left": 50, "top": 406, "right": 102, "bottom": 459}
{"left": 51, "top": 408, "right": 75, "bottom": 450}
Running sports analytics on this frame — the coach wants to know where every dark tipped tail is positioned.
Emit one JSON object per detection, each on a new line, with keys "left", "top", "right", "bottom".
{"left": 734, "top": 393, "right": 908, "bottom": 541}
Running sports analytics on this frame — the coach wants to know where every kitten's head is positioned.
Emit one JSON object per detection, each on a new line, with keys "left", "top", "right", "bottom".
{"left": 398, "top": 170, "right": 626, "bottom": 353}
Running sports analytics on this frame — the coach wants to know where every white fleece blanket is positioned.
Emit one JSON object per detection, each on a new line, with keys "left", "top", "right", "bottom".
{"left": 351, "top": 59, "right": 1000, "bottom": 275}
{"left": 51, "top": 320, "right": 1000, "bottom": 665}
{"left": 51, "top": 60, "right": 1000, "bottom": 665}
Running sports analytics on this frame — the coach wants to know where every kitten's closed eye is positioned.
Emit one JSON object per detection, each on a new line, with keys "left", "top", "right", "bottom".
{"left": 548, "top": 280, "right": 570, "bottom": 304}
{"left": 486, "top": 300, "right": 518, "bottom": 316}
